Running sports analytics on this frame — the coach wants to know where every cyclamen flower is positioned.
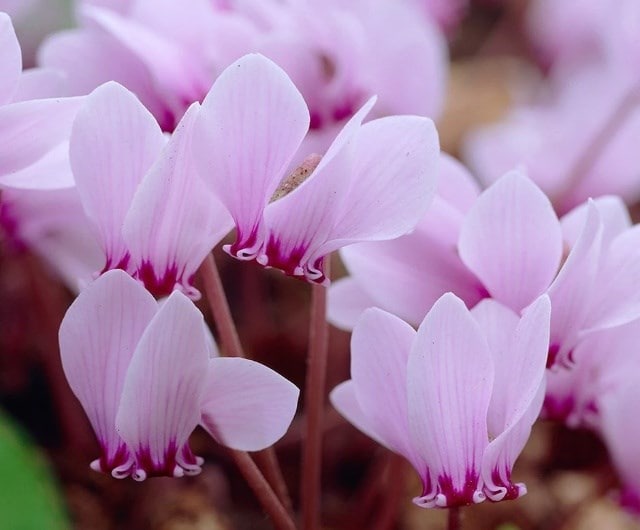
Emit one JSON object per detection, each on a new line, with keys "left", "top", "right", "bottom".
{"left": 69, "top": 81, "right": 232, "bottom": 298}
{"left": 463, "top": 61, "right": 640, "bottom": 213}
{"left": 331, "top": 293, "right": 550, "bottom": 507}
{"left": 328, "top": 153, "right": 485, "bottom": 329}
{"left": 0, "top": 187, "right": 103, "bottom": 291}
{"left": 0, "top": 12, "right": 82, "bottom": 190}
{"left": 331, "top": 169, "right": 640, "bottom": 368}
{"left": 59, "top": 270, "right": 299, "bottom": 480}
{"left": 193, "top": 54, "right": 439, "bottom": 285}
{"left": 39, "top": 0, "right": 446, "bottom": 136}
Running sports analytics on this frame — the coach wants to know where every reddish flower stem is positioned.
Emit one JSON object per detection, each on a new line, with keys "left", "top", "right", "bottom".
{"left": 228, "top": 449, "right": 297, "bottom": 530}
{"left": 554, "top": 85, "right": 640, "bottom": 210}
{"left": 300, "top": 262, "right": 331, "bottom": 530}
{"left": 448, "top": 506, "right": 461, "bottom": 530}
{"left": 199, "top": 253, "right": 244, "bottom": 359}
{"left": 372, "top": 453, "right": 406, "bottom": 530}
{"left": 198, "top": 253, "right": 294, "bottom": 516}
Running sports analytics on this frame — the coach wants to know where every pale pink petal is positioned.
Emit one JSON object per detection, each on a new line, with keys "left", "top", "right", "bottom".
{"left": 361, "top": 1, "right": 448, "bottom": 119}
{"left": 350, "top": 308, "right": 424, "bottom": 470}
{"left": 58, "top": 270, "right": 157, "bottom": 476}
{"left": 116, "top": 291, "right": 209, "bottom": 480}
{"left": 70, "top": 81, "right": 166, "bottom": 271}
{"left": 330, "top": 381, "right": 390, "bottom": 449}
{"left": 38, "top": 29, "right": 170, "bottom": 128}
{"left": 336, "top": 214, "right": 486, "bottom": 327}
{"left": 560, "top": 196, "right": 631, "bottom": 249}
{"left": 327, "top": 277, "right": 376, "bottom": 331}
{"left": 258, "top": 98, "right": 375, "bottom": 282}
{"left": 547, "top": 202, "right": 602, "bottom": 366}
{"left": 480, "top": 296, "right": 550, "bottom": 501}
{"left": 459, "top": 170, "right": 562, "bottom": 312}
{"left": 0, "top": 12, "right": 21, "bottom": 104}
{"left": 1, "top": 187, "right": 104, "bottom": 292}
{"left": 584, "top": 225, "right": 640, "bottom": 331}
{"left": 313, "top": 115, "right": 439, "bottom": 258}
{"left": 482, "top": 383, "right": 545, "bottom": 502}
{"left": 0, "top": 141, "right": 73, "bottom": 190}
{"left": 84, "top": 6, "right": 209, "bottom": 117}
{"left": 407, "top": 293, "right": 493, "bottom": 508}
{"left": 193, "top": 54, "right": 309, "bottom": 258}
{"left": 12, "top": 68, "right": 66, "bottom": 101}
{"left": 0, "top": 97, "right": 82, "bottom": 187}
{"left": 200, "top": 357, "right": 299, "bottom": 451}
{"left": 436, "top": 153, "right": 480, "bottom": 215}
{"left": 600, "top": 380, "right": 640, "bottom": 515}
{"left": 123, "top": 103, "right": 233, "bottom": 299}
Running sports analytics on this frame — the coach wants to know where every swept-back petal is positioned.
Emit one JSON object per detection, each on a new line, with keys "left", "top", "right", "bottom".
{"left": 482, "top": 383, "right": 545, "bottom": 502}
{"left": 327, "top": 277, "right": 376, "bottom": 331}
{"left": 0, "top": 12, "right": 21, "bottom": 105}
{"left": 584, "top": 225, "right": 640, "bottom": 332}
{"left": 560, "top": 196, "right": 631, "bottom": 249}
{"left": 0, "top": 97, "right": 82, "bottom": 188}
{"left": 600, "top": 381, "right": 640, "bottom": 515}
{"left": 58, "top": 270, "right": 157, "bottom": 476}
{"left": 408, "top": 293, "right": 493, "bottom": 508}
{"left": 84, "top": 5, "right": 208, "bottom": 116}
{"left": 435, "top": 153, "right": 481, "bottom": 215}
{"left": 123, "top": 103, "right": 233, "bottom": 298}
{"left": 259, "top": 98, "right": 375, "bottom": 282}
{"left": 116, "top": 291, "right": 209, "bottom": 480}
{"left": 330, "top": 381, "right": 390, "bottom": 449}
{"left": 459, "top": 170, "right": 562, "bottom": 312}
{"left": 200, "top": 357, "right": 299, "bottom": 451}
{"left": 39, "top": 29, "right": 169, "bottom": 127}
{"left": 70, "top": 81, "right": 166, "bottom": 271}
{"left": 193, "top": 54, "right": 309, "bottom": 258}
{"left": 547, "top": 201, "right": 602, "bottom": 366}
{"left": 314, "top": 115, "right": 439, "bottom": 257}
{"left": 350, "top": 308, "right": 424, "bottom": 470}
{"left": 480, "top": 296, "right": 550, "bottom": 501}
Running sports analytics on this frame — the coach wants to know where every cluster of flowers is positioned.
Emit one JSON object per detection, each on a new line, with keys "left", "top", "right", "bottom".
{"left": 2, "top": 0, "right": 640, "bottom": 520}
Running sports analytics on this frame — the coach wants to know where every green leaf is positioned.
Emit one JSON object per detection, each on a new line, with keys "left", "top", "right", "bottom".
{"left": 0, "top": 410, "right": 69, "bottom": 530}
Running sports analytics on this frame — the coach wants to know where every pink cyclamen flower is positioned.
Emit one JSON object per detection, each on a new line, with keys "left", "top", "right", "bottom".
{"left": 69, "top": 81, "right": 232, "bottom": 298}
{"left": 328, "top": 153, "right": 486, "bottom": 330}
{"left": 463, "top": 61, "right": 640, "bottom": 214}
{"left": 599, "top": 376, "right": 640, "bottom": 516}
{"left": 0, "top": 12, "right": 82, "bottom": 190}
{"left": 193, "top": 54, "right": 439, "bottom": 285}
{"left": 331, "top": 293, "right": 550, "bottom": 507}
{"left": 39, "top": 0, "right": 447, "bottom": 137}
{"left": 0, "top": 186, "right": 104, "bottom": 291}
{"left": 330, "top": 168, "right": 640, "bottom": 368}
{"left": 59, "top": 270, "right": 299, "bottom": 480}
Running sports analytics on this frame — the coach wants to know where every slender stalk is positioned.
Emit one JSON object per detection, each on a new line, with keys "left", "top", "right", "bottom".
{"left": 229, "top": 449, "right": 297, "bottom": 530}
{"left": 554, "top": 85, "right": 640, "bottom": 210}
{"left": 371, "top": 453, "right": 406, "bottom": 530}
{"left": 199, "top": 253, "right": 244, "bottom": 358}
{"left": 448, "top": 506, "right": 461, "bottom": 530}
{"left": 300, "top": 262, "right": 331, "bottom": 530}
{"left": 198, "top": 253, "right": 293, "bottom": 514}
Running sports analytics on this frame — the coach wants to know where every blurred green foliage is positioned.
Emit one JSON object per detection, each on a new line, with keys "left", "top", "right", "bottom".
{"left": 0, "top": 411, "right": 69, "bottom": 530}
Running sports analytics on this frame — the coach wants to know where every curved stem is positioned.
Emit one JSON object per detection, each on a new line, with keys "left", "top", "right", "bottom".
{"left": 301, "top": 261, "right": 331, "bottom": 530}
{"left": 198, "top": 253, "right": 294, "bottom": 515}
{"left": 229, "top": 449, "right": 296, "bottom": 530}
